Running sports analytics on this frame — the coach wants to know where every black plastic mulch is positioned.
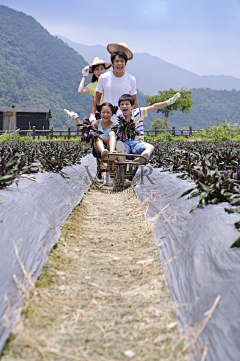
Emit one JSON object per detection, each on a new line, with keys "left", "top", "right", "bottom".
{"left": 133, "top": 165, "right": 240, "bottom": 361}
{"left": 0, "top": 154, "right": 97, "bottom": 355}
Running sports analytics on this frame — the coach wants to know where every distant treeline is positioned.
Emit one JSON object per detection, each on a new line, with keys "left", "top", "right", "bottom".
{"left": 166, "top": 88, "right": 240, "bottom": 129}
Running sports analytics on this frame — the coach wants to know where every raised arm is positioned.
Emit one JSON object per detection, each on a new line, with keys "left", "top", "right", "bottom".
{"left": 147, "top": 92, "right": 180, "bottom": 113}
{"left": 78, "top": 66, "right": 90, "bottom": 94}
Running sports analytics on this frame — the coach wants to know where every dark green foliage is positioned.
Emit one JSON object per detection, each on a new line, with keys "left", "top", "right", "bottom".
{"left": 0, "top": 5, "right": 93, "bottom": 129}
{"left": 77, "top": 118, "right": 103, "bottom": 143}
{"left": 151, "top": 141, "right": 240, "bottom": 208}
{"left": 0, "top": 148, "right": 29, "bottom": 188}
{"left": 0, "top": 141, "right": 91, "bottom": 188}
{"left": 149, "top": 141, "right": 240, "bottom": 246}
{"left": 230, "top": 237, "right": 240, "bottom": 248}
{"left": 115, "top": 116, "right": 140, "bottom": 141}
{"left": 150, "top": 118, "right": 165, "bottom": 130}
{"left": 145, "top": 88, "right": 194, "bottom": 128}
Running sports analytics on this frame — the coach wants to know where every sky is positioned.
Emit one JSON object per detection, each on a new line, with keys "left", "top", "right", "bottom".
{"left": 1, "top": 0, "right": 240, "bottom": 79}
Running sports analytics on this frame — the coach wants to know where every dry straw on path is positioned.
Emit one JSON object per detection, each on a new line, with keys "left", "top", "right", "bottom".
{"left": 2, "top": 186, "right": 189, "bottom": 361}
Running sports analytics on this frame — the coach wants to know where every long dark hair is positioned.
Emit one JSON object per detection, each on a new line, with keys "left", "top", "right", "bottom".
{"left": 96, "top": 103, "right": 118, "bottom": 115}
{"left": 91, "top": 64, "right": 108, "bottom": 83}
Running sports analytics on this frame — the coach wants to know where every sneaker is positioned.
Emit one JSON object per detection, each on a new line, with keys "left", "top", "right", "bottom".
{"left": 116, "top": 141, "right": 126, "bottom": 162}
{"left": 132, "top": 153, "right": 150, "bottom": 164}
{"left": 101, "top": 149, "right": 108, "bottom": 159}
{"left": 108, "top": 150, "right": 118, "bottom": 161}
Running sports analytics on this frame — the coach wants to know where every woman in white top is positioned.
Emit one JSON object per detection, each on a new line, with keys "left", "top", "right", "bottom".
{"left": 78, "top": 57, "right": 112, "bottom": 121}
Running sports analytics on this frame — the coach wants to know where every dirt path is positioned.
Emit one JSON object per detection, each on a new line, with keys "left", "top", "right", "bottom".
{"left": 2, "top": 186, "right": 189, "bottom": 361}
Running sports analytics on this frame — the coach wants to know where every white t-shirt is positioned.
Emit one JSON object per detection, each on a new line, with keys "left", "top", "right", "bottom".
{"left": 96, "top": 71, "right": 137, "bottom": 123}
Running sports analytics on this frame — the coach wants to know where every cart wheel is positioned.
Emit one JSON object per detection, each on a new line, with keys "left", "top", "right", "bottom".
{"left": 131, "top": 165, "right": 138, "bottom": 180}
{"left": 96, "top": 159, "right": 102, "bottom": 179}
{"left": 113, "top": 165, "right": 125, "bottom": 190}
{"left": 119, "top": 165, "right": 124, "bottom": 185}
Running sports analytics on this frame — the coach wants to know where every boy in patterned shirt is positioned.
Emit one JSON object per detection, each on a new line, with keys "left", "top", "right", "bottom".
{"left": 116, "top": 92, "right": 180, "bottom": 163}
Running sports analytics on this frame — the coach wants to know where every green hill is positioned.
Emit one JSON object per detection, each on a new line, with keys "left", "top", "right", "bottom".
{"left": 0, "top": 5, "right": 158, "bottom": 130}
{"left": 167, "top": 88, "right": 240, "bottom": 129}
{"left": 0, "top": 5, "right": 93, "bottom": 129}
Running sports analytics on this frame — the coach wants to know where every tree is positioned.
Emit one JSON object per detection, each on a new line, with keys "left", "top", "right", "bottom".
{"left": 145, "top": 88, "right": 194, "bottom": 129}
{"left": 150, "top": 118, "right": 165, "bottom": 130}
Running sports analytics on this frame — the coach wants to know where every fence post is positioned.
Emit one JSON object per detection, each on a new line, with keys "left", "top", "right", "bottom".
{"left": 32, "top": 126, "right": 36, "bottom": 140}
{"left": 68, "top": 127, "right": 71, "bottom": 140}
{"left": 155, "top": 127, "right": 158, "bottom": 137}
{"left": 172, "top": 127, "right": 175, "bottom": 136}
{"left": 50, "top": 127, "right": 53, "bottom": 139}
{"left": 189, "top": 126, "right": 192, "bottom": 136}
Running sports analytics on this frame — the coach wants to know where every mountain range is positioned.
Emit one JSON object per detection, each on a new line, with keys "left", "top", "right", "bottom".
{"left": 56, "top": 35, "right": 240, "bottom": 96}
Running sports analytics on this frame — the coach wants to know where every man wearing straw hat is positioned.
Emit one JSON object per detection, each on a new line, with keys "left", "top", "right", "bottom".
{"left": 94, "top": 42, "right": 138, "bottom": 123}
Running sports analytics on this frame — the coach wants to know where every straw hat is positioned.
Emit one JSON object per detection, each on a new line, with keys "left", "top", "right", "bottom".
{"left": 107, "top": 41, "right": 133, "bottom": 60}
{"left": 89, "top": 57, "right": 112, "bottom": 73}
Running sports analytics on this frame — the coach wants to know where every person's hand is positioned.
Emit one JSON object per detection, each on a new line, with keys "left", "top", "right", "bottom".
{"left": 64, "top": 109, "right": 79, "bottom": 120}
{"left": 165, "top": 92, "right": 181, "bottom": 105}
{"left": 89, "top": 113, "right": 96, "bottom": 122}
{"left": 82, "top": 65, "right": 89, "bottom": 77}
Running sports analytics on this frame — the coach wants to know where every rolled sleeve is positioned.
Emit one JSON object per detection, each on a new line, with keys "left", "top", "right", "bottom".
{"left": 141, "top": 107, "right": 148, "bottom": 118}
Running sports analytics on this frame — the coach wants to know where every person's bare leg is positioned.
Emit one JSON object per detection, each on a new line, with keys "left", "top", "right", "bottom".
{"left": 132, "top": 143, "right": 154, "bottom": 164}
{"left": 107, "top": 131, "right": 116, "bottom": 152}
{"left": 94, "top": 138, "right": 107, "bottom": 156}
{"left": 141, "top": 143, "right": 154, "bottom": 159}
{"left": 107, "top": 131, "right": 118, "bottom": 161}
